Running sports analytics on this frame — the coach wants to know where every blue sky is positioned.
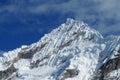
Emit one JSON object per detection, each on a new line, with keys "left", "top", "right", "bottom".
{"left": 0, "top": 0, "right": 120, "bottom": 51}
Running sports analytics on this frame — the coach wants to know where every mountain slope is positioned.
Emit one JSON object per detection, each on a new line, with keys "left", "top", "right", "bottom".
{"left": 0, "top": 18, "right": 120, "bottom": 80}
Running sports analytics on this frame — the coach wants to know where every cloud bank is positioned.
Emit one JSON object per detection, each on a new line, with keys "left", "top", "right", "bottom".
{"left": 0, "top": 0, "right": 120, "bottom": 36}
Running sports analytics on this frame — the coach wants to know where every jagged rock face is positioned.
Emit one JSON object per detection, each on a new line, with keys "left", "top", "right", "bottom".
{"left": 0, "top": 18, "right": 120, "bottom": 80}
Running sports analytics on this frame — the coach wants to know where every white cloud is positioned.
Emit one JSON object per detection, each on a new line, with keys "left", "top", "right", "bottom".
{"left": 25, "top": 0, "right": 120, "bottom": 36}
{"left": 0, "top": 0, "right": 120, "bottom": 36}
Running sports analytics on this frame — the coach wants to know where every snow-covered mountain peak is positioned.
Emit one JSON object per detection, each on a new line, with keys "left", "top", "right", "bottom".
{"left": 41, "top": 18, "right": 103, "bottom": 45}
{"left": 0, "top": 18, "right": 120, "bottom": 80}
{"left": 66, "top": 18, "right": 75, "bottom": 24}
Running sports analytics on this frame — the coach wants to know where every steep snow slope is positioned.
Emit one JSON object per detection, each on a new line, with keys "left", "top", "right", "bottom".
{"left": 0, "top": 18, "right": 120, "bottom": 80}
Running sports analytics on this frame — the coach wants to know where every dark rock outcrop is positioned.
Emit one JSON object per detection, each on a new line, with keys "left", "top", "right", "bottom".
{"left": 92, "top": 53, "right": 120, "bottom": 80}
{"left": 0, "top": 65, "right": 17, "bottom": 80}
{"left": 61, "top": 69, "right": 78, "bottom": 80}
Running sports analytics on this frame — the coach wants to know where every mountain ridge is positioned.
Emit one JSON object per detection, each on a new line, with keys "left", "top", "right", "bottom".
{"left": 0, "top": 18, "right": 120, "bottom": 80}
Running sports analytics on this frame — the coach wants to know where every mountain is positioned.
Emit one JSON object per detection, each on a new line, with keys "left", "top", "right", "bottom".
{"left": 0, "top": 18, "right": 120, "bottom": 80}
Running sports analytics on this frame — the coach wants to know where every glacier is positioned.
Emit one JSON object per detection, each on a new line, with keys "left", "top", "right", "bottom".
{"left": 0, "top": 18, "right": 120, "bottom": 80}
